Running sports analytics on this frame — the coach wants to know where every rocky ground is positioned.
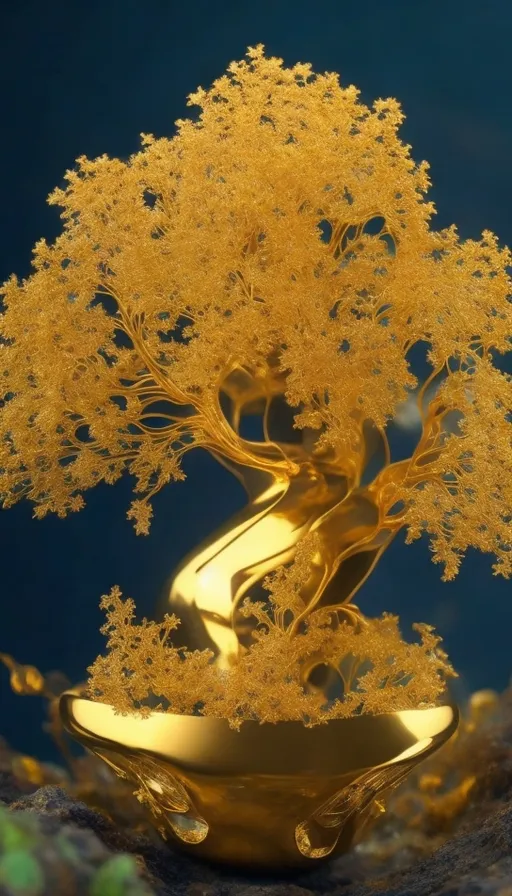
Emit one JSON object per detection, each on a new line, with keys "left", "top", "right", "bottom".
{"left": 1, "top": 688, "right": 512, "bottom": 896}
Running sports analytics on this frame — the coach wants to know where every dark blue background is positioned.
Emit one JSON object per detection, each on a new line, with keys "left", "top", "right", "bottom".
{"left": 0, "top": 0, "right": 511, "bottom": 761}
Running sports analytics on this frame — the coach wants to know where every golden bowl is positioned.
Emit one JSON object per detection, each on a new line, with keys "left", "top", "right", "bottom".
{"left": 60, "top": 693, "right": 457, "bottom": 869}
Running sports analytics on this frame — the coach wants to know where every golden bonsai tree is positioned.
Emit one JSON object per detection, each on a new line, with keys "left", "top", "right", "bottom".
{"left": 1, "top": 46, "right": 510, "bottom": 725}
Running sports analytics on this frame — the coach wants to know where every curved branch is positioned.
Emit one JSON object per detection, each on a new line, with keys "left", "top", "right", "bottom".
{"left": 416, "top": 363, "right": 447, "bottom": 425}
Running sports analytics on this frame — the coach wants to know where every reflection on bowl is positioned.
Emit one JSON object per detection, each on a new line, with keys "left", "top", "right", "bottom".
{"left": 60, "top": 693, "right": 458, "bottom": 869}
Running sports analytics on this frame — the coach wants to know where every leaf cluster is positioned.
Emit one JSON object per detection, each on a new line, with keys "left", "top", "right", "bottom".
{"left": 87, "top": 584, "right": 455, "bottom": 727}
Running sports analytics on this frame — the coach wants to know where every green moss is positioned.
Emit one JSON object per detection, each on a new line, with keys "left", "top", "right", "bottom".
{"left": 0, "top": 808, "right": 37, "bottom": 853}
{"left": 0, "top": 803, "right": 151, "bottom": 895}
{"left": 89, "top": 854, "right": 150, "bottom": 896}
{"left": 0, "top": 849, "right": 44, "bottom": 894}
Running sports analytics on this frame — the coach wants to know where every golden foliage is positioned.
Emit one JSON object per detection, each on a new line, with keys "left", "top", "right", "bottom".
{"left": 87, "top": 583, "right": 455, "bottom": 727}
{"left": 1, "top": 47, "right": 511, "bottom": 721}
{"left": 0, "top": 46, "right": 510, "bottom": 581}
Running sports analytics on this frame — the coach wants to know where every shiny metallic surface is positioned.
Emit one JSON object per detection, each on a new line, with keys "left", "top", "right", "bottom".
{"left": 159, "top": 440, "right": 393, "bottom": 669}
{"left": 60, "top": 353, "right": 460, "bottom": 867}
{"left": 60, "top": 411, "right": 459, "bottom": 867}
{"left": 60, "top": 693, "right": 458, "bottom": 868}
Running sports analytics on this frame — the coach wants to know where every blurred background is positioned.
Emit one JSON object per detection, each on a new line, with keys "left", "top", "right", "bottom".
{"left": 0, "top": 0, "right": 511, "bottom": 762}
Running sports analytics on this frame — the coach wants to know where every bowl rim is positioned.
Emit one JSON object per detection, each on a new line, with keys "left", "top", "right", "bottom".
{"left": 60, "top": 691, "right": 459, "bottom": 777}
